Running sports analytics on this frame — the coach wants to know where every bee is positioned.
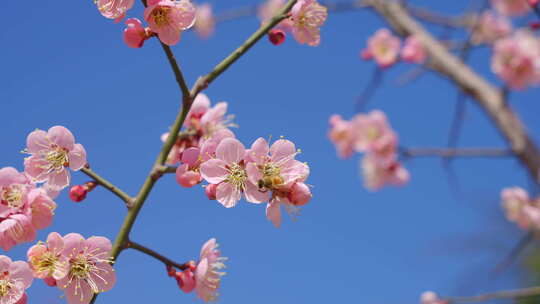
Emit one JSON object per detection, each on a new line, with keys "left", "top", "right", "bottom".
{"left": 257, "top": 175, "right": 284, "bottom": 192}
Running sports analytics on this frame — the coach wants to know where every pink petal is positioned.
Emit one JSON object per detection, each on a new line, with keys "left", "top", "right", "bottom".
{"left": 86, "top": 236, "right": 112, "bottom": 253}
{"left": 23, "top": 156, "right": 48, "bottom": 182}
{"left": 270, "top": 139, "right": 296, "bottom": 163}
{"left": 244, "top": 181, "right": 270, "bottom": 204}
{"left": 48, "top": 126, "right": 75, "bottom": 150}
{"left": 10, "top": 261, "right": 33, "bottom": 289}
{"left": 62, "top": 279, "right": 94, "bottom": 304}
{"left": 200, "top": 159, "right": 228, "bottom": 184}
{"left": 46, "top": 232, "right": 64, "bottom": 253}
{"left": 181, "top": 147, "right": 200, "bottom": 166}
{"left": 216, "top": 183, "right": 241, "bottom": 208}
{"left": 158, "top": 24, "right": 182, "bottom": 46}
{"left": 216, "top": 138, "right": 245, "bottom": 164}
{"left": 172, "top": 0, "right": 197, "bottom": 30}
{"left": 248, "top": 137, "right": 269, "bottom": 165}
{"left": 0, "top": 256, "right": 12, "bottom": 272}
{"left": 0, "top": 167, "right": 25, "bottom": 187}
{"left": 62, "top": 233, "right": 85, "bottom": 258}
{"left": 90, "top": 262, "right": 116, "bottom": 292}
{"left": 26, "top": 129, "right": 49, "bottom": 154}
{"left": 68, "top": 144, "right": 87, "bottom": 171}
{"left": 46, "top": 169, "right": 70, "bottom": 191}
{"left": 266, "top": 202, "right": 282, "bottom": 228}
{"left": 246, "top": 162, "right": 262, "bottom": 185}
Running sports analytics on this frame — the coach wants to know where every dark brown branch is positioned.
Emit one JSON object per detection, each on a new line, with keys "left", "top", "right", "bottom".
{"left": 126, "top": 240, "right": 189, "bottom": 271}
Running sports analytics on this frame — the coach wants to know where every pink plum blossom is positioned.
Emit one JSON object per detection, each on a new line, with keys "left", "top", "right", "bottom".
{"left": 500, "top": 186, "right": 540, "bottom": 230}
{"left": 400, "top": 35, "right": 427, "bottom": 64}
{"left": 194, "top": 3, "right": 215, "bottom": 39}
{"left": 353, "top": 110, "right": 397, "bottom": 160}
{"left": 176, "top": 147, "right": 203, "bottom": 187}
{"left": 124, "top": 18, "right": 152, "bottom": 48}
{"left": 361, "top": 155, "right": 409, "bottom": 191}
{"left": 471, "top": 11, "right": 512, "bottom": 45}
{"left": 258, "top": 0, "right": 294, "bottom": 32}
{"left": 58, "top": 233, "right": 116, "bottom": 304}
{"left": 492, "top": 30, "right": 540, "bottom": 90}
{"left": 362, "top": 28, "right": 401, "bottom": 68}
{"left": 0, "top": 256, "right": 33, "bottom": 304}
{"left": 195, "top": 238, "right": 226, "bottom": 302}
{"left": 24, "top": 126, "right": 87, "bottom": 191}
{"left": 27, "top": 232, "right": 69, "bottom": 280}
{"left": 491, "top": 0, "right": 531, "bottom": 16}
{"left": 266, "top": 184, "right": 311, "bottom": 228}
{"left": 290, "top": 0, "right": 328, "bottom": 46}
{"left": 144, "top": 0, "right": 196, "bottom": 46}
{"left": 200, "top": 138, "right": 268, "bottom": 207}
{"left": 0, "top": 167, "right": 34, "bottom": 218}
{"left": 97, "top": 0, "right": 134, "bottom": 20}
{"left": 328, "top": 114, "right": 357, "bottom": 158}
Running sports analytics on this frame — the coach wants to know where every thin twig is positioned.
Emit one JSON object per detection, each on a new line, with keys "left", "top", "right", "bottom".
{"left": 356, "top": 66, "right": 384, "bottom": 112}
{"left": 126, "top": 240, "right": 189, "bottom": 271}
{"left": 401, "top": 147, "right": 513, "bottom": 158}
{"left": 492, "top": 232, "right": 535, "bottom": 275}
{"left": 80, "top": 167, "right": 133, "bottom": 208}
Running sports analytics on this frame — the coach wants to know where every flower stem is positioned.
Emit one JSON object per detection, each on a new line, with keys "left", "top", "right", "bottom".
{"left": 80, "top": 167, "right": 133, "bottom": 208}
{"left": 126, "top": 240, "right": 188, "bottom": 271}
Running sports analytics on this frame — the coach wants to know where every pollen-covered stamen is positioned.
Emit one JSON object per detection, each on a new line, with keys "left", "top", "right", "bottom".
{"left": 40, "top": 145, "right": 69, "bottom": 173}
{"left": 225, "top": 163, "right": 247, "bottom": 190}
{"left": 66, "top": 247, "right": 114, "bottom": 295}
{"left": 0, "top": 185, "right": 24, "bottom": 209}
{"left": 152, "top": 7, "right": 172, "bottom": 27}
{"left": 32, "top": 252, "right": 62, "bottom": 276}
{"left": 0, "top": 279, "right": 12, "bottom": 298}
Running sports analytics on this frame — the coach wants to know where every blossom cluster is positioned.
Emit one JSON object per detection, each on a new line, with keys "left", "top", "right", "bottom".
{"left": 258, "top": 0, "right": 328, "bottom": 46}
{"left": 165, "top": 94, "right": 312, "bottom": 227}
{"left": 328, "top": 110, "right": 409, "bottom": 191}
{"left": 361, "top": 29, "right": 426, "bottom": 67}
{"left": 501, "top": 187, "right": 540, "bottom": 230}
{"left": 27, "top": 232, "right": 116, "bottom": 304}
{"left": 169, "top": 238, "right": 226, "bottom": 302}
{"left": 97, "top": 0, "right": 328, "bottom": 48}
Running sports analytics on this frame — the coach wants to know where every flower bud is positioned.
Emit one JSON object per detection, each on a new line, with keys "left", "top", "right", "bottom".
{"left": 288, "top": 182, "right": 312, "bottom": 206}
{"left": 69, "top": 185, "right": 87, "bottom": 203}
{"left": 268, "top": 29, "right": 286, "bottom": 46}
{"left": 205, "top": 183, "right": 218, "bottom": 200}
{"left": 44, "top": 276, "right": 57, "bottom": 287}
{"left": 175, "top": 269, "right": 196, "bottom": 293}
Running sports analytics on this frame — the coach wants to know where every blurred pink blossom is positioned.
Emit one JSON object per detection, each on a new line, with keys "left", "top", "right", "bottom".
{"left": 194, "top": 3, "right": 215, "bottom": 39}
{"left": 471, "top": 11, "right": 512, "bottom": 45}
{"left": 97, "top": 0, "right": 134, "bottom": 19}
{"left": 401, "top": 35, "right": 426, "bottom": 64}
{"left": 491, "top": 0, "right": 531, "bottom": 16}
{"left": 362, "top": 28, "right": 401, "bottom": 68}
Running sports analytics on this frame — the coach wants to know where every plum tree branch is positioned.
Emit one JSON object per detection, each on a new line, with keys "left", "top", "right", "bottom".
{"left": 446, "top": 286, "right": 540, "bottom": 303}
{"left": 365, "top": 0, "right": 540, "bottom": 183}
{"left": 91, "top": 1, "right": 299, "bottom": 303}
{"left": 80, "top": 167, "right": 133, "bottom": 207}
{"left": 126, "top": 240, "right": 189, "bottom": 271}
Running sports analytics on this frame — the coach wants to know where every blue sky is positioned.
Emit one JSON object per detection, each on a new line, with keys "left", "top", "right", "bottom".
{"left": 2, "top": 0, "right": 540, "bottom": 303}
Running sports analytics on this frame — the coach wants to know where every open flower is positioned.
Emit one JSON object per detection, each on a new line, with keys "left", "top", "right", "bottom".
{"left": 328, "top": 115, "right": 357, "bottom": 158}
{"left": 96, "top": 0, "right": 134, "bottom": 20}
{"left": 200, "top": 138, "right": 268, "bottom": 207}
{"left": 401, "top": 35, "right": 426, "bottom": 64}
{"left": 0, "top": 214, "right": 36, "bottom": 251}
{"left": 361, "top": 155, "right": 409, "bottom": 191}
{"left": 24, "top": 126, "right": 87, "bottom": 191}
{"left": 492, "top": 30, "right": 540, "bottom": 90}
{"left": 0, "top": 256, "right": 33, "bottom": 304}
{"left": 362, "top": 28, "right": 401, "bottom": 68}
{"left": 144, "top": 0, "right": 196, "bottom": 46}
{"left": 58, "top": 233, "right": 116, "bottom": 304}
{"left": 195, "top": 238, "right": 226, "bottom": 302}
{"left": 0, "top": 167, "right": 34, "bottom": 218}
{"left": 27, "top": 232, "right": 69, "bottom": 280}
{"left": 290, "top": 0, "right": 328, "bottom": 46}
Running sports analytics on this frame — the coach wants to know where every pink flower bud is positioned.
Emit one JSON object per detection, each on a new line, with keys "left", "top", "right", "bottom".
{"left": 69, "top": 185, "right": 87, "bottom": 203}
{"left": 268, "top": 29, "right": 286, "bottom": 45}
{"left": 288, "top": 182, "right": 312, "bottom": 206}
{"left": 175, "top": 269, "right": 196, "bottom": 293}
{"left": 205, "top": 184, "right": 218, "bottom": 200}
{"left": 124, "top": 18, "right": 149, "bottom": 48}
{"left": 44, "top": 277, "right": 57, "bottom": 287}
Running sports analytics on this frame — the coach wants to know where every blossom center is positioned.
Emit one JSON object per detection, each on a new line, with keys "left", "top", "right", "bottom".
{"left": 33, "top": 252, "right": 60, "bottom": 275}
{"left": 226, "top": 163, "right": 247, "bottom": 190}
{"left": 1, "top": 185, "right": 24, "bottom": 209}
{"left": 151, "top": 7, "right": 171, "bottom": 27}
{"left": 44, "top": 146, "right": 69, "bottom": 171}
{"left": 0, "top": 278, "right": 13, "bottom": 297}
